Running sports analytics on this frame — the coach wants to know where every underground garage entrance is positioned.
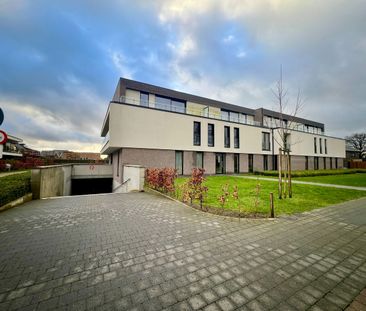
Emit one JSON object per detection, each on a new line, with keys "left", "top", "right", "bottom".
{"left": 71, "top": 177, "right": 112, "bottom": 195}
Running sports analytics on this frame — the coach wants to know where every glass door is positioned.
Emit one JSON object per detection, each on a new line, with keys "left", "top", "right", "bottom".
{"left": 234, "top": 154, "right": 240, "bottom": 174}
{"left": 248, "top": 154, "right": 253, "bottom": 173}
{"left": 175, "top": 151, "right": 183, "bottom": 175}
{"left": 215, "top": 153, "right": 225, "bottom": 174}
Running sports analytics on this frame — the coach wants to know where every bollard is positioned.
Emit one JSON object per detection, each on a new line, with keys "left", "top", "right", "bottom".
{"left": 270, "top": 192, "right": 274, "bottom": 218}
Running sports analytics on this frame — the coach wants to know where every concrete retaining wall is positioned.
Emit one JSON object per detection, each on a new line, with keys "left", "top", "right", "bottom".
{"left": 32, "top": 164, "right": 112, "bottom": 199}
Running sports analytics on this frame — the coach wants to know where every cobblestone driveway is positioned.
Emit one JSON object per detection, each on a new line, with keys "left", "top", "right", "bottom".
{"left": 0, "top": 192, "right": 365, "bottom": 311}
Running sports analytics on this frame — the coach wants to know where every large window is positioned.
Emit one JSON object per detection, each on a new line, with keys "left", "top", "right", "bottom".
{"left": 216, "top": 153, "right": 225, "bottom": 174}
{"left": 234, "top": 154, "right": 240, "bottom": 174}
{"left": 193, "top": 122, "right": 201, "bottom": 146}
{"left": 155, "top": 95, "right": 186, "bottom": 113}
{"left": 221, "top": 110, "right": 229, "bottom": 121}
{"left": 325, "top": 139, "right": 327, "bottom": 154}
{"left": 230, "top": 112, "right": 240, "bottom": 122}
{"left": 224, "top": 126, "right": 230, "bottom": 148}
{"left": 314, "top": 137, "right": 317, "bottom": 153}
{"left": 140, "top": 92, "right": 149, "bottom": 107}
{"left": 284, "top": 133, "right": 291, "bottom": 151}
{"left": 208, "top": 124, "right": 214, "bottom": 147}
{"left": 221, "top": 110, "right": 241, "bottom": 123}
{"left": 234, "top": 127, "right": 239, "bottom": 148}
{"left": 175, "top": 151, "right": 183, "bottom": 175}
{"left": 305, "top": 156, "right": 309, "bottom": 170}
{"left": 263, "top": 155, "right": 268, "bottom": 171}
{"left": 262, "top": 132, "right": 270, "bottom": 151}
{"left": 196, "top": 152, "right": 203, "bottom": 169}
{"left": 319, "top": 138, "right": 323, "bottom": 154}
{"left": 314, "top": 157, "right": 319, "bottom": 170}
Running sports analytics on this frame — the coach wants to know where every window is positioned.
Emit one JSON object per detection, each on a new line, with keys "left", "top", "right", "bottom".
{"left": 234, "top": 127, "right": 239, "bottom": 148}
{"left": 263, "top": 155, "right": 268, "bottom": 171}
{"left": 224, "top": 126, "right": 230, "bottom": 148}
{"left": 171, "top": 99, "right": 186, "bottom": 113}
{"left": 305, "top": 156, "right": 309, "bottom": 170}
{"left": 314, "top": 157, "right": 319, "bottom": 170}
{"left": 175, "top": 151, "right": 183, "bottom": 175}
{"left": 196, "top": 152, "right": 203, "bottom": 169}
{"left": 208, "top": 124, "right": 215, "bottom": 147}
{"left": 330, "top": 157, "right": 333, "bottom": 169}
{"left": 284, "top": 133, "right": 291, "bottom": 151}
{"left": 221, "top": 110, "right": 229, "bottom": 121}
{"left": 323, "top": 157, "right": 326, "bottom": 169}
{"left": 234, "top": 154, "right": 240, "bottom": 174}
{"left": 193, "top": 122, "right": 201, "bottom": 146}
{"left": 230, "top": 112, "right": 240, "bottom": 122}
{"left": 325, "top": 139, "right": 327, "bottom": 154}
{"left": 319, "top": 138, "right": 322, "bottom": 154}
{"left": 140, "top": 92, "right": 149, "bottom": 107}
{"left": 314, "top": 137, "right": 317, "bottom": 153}
{"left": 155, "top": 95, "right": 186, "bottom": 113}
{"left": 215, "top": 153, "right": 226, "bottom": 174}
{"left": 262, "top": 132, "right": 270, "bottom": 151}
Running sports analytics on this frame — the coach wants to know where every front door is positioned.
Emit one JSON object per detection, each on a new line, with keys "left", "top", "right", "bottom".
{"left": 215, "top": 153, "right": 225, "bottom": 174}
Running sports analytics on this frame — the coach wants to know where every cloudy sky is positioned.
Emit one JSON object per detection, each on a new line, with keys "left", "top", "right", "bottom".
{"left": 1, "top": 0, "right": 365, "bottom": 152}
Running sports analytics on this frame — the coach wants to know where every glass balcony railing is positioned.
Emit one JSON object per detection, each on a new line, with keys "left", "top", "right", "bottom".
{"left": 116, "top": 96, "right": 261, "bottom": 127}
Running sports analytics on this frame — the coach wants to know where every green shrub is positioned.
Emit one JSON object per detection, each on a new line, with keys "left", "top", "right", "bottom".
{"left": 0, "top": 172, "right": 31, "bottom": 207}
{"left": 254, "top": 169, "right": 366, "bottom": 177}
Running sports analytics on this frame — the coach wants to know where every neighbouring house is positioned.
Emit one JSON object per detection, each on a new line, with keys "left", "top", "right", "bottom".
{"left": 100, "top": 78, "right": 345, "bottom": 187}
{"left": 41, "top": 150, "right": 101, "bottom": 161}
{"left": 1, "top": 134, "right": 40, "bottom": 159}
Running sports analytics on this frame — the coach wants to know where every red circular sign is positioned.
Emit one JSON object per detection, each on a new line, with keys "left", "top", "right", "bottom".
{"left": 0, "top": 130, "right": 7, "bottom": 145}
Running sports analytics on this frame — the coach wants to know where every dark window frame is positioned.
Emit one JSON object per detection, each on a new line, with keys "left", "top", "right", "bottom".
{"left": 263, "top": 155, "right": 268, "bottom": 171}
{"left": 193, "top": 121, "right": 201, "bottom": 146}
{"left": 175, "top": 151, "right": 184, "bottom": 175}
{"left": 140, "top": 91, "right": 149, "bottom": 107}
{"left": 319, "top": 138, "right": 323, "bottom": 154}
{"left": 208, "top": 123, "right": 215, "bottom": 147}
{"left": 234, "top": 127, "right": 240, "bottom": 149}
{"left": 196, "top": 152, "right": 204, "bottom": 169}
{"left": 314, "top": 137, "right": 317, "bottom": 153}
{"left": 155, "top": 94, "right": 186, "bottom": 113}
{"left": 325, "top": 139, "right": 327, "bottom": 154}
{"left": 262, "top": 132, "right": 271, "bottom": 151}
{"left": 224, "top": 126, "right": 230, "bottom": 148}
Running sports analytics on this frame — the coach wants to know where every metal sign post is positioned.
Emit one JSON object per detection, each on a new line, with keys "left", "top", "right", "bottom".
{"left": 0, "top": 130, "right": 7, "bottom": 160}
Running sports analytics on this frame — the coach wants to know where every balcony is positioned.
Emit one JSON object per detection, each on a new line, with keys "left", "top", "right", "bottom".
{"left": 115, "top": 96, "right": 261, "bottom": 127}
{"left": 263, "top": 121, "right": 325, "bottom": 135}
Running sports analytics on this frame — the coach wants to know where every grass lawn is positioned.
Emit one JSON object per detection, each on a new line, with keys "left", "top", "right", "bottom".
{"left": 294, "top": 173, "right": 366, "bottom": 187}
{"left": 175, "top": 176, "right": 366, "bottom": 216}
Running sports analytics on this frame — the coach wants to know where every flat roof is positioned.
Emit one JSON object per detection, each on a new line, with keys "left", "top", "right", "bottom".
{"left": 116, "top": 78, "right": 324, "bottom": 129}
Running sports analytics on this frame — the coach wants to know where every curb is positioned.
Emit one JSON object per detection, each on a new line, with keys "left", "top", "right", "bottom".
{"left": 0, "top": 193, "right": 33, "bottom": 212}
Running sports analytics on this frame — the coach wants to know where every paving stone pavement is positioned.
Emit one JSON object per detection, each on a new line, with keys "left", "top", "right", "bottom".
{"left": 0, "top": 192, "right": 365, "bottom": 311}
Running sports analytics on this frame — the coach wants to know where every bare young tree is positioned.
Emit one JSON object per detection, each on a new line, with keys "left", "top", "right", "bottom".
{"left": 269, "top": 67, "right": 305, "bottom": 199}
{"left": 346, "top": 133, "right": 366, "bottom": 159}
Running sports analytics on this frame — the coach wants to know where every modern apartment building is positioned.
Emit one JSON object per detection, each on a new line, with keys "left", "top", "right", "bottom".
{"left": 101, "top": 78, "right": 345, "bottom": 184}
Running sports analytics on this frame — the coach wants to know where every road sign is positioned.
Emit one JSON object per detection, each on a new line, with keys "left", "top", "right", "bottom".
{"left": 0, "top": 130, "right": 8, "bottom": 145}
{"left": 0, "top": 108, "right": 3, "bottom": 126}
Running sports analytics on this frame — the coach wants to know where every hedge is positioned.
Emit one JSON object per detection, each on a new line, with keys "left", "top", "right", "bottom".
{"left": 253, "top": 169, "right": 366, "bottom": 178}
{"left": 0, "top": 172, "right": 31, "bottom": 207}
